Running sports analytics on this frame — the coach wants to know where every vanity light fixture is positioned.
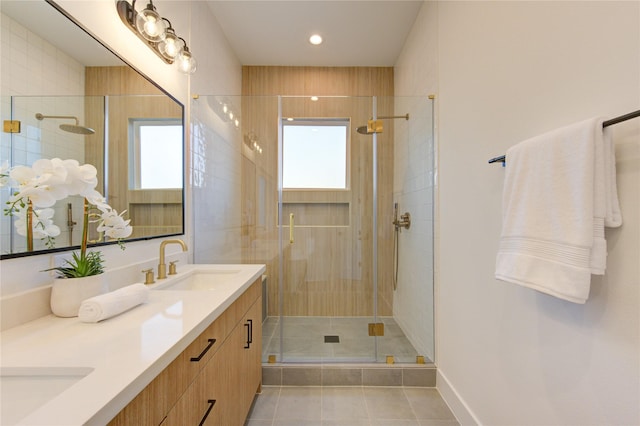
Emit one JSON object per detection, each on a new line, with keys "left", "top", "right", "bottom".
{"left": 117, "top": 0, "right": 197, "bottom": 74}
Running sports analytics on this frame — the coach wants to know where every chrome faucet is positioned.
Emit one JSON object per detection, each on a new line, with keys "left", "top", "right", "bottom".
{"left": 158, "top": 239, "right": 188, "bottom": 279}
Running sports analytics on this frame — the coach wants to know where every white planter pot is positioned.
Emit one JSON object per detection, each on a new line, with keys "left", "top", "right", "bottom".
{"left": 50, "top": 274, "right": 108, "bottom": 318}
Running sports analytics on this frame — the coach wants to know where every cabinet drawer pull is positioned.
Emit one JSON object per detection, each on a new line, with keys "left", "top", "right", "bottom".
{"left": 244, "top": 319, "right": 253, "bottom": 349}
{"left": 198, "top": 399, "right": 216, "bottom": 426}
{"left": 190, "top": 338, "right": 217, "bottom": 362}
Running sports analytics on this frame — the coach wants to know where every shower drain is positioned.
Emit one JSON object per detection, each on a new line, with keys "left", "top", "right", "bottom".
{"left": 324, "top": 335, "right": 340, "bottom": 343}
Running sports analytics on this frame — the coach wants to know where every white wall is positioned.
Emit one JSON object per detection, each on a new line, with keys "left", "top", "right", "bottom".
{"left": 398, "top": 1, "right": 639, "bottom": 425}
{"left": 393, "top": 0, "right": 439, "bottom": 361}
{"left": 187, "top": 3, "right": 245, "bottom": 265}
{"left": 0, "top": 1, "right": 241, "bottom": 329}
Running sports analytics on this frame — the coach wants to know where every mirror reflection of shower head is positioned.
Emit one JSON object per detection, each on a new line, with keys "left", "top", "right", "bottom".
{"left": 35, "top": 113, "right": 95, "bottom": 135}
{"left": 356, "top": 113, "right": 409, "bottom": 135}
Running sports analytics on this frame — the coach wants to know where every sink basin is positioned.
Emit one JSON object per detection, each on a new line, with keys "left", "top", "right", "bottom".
{"left": 156, "top": 269, "right": 243, "bottom": 291}
{"left": 0, "top": 367, "right": 93, "bottom": 425}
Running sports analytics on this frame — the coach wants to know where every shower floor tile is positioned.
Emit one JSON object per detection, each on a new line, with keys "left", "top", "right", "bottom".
{"left": 262, "top": 316, "right": 424, "bottom": 363}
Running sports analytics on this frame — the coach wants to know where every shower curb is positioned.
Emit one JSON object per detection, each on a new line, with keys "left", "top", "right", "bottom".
{"left": 262, "top": 364, "right": 436, "bottom": 387}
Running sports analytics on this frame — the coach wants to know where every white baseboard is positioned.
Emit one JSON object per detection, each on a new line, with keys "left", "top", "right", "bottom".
{"left": 437, "top": 369, "right": 482, "bottom": 426}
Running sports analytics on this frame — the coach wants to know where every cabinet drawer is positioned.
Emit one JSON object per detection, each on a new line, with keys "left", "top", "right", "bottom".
{"left": 108, "top": 313, "right": 230, "bottom": 426}
{"left": 180, "top": 277, "right": 260, "bottom": 372}
{"left": 108, "top": 278, "right": 262, "bottom": 426}
{"left": 162, "top": 315, "right": 244, "bottom": 426}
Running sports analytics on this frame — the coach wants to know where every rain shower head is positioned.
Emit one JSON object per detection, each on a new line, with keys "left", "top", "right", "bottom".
{"left": 356, "top": 113, "right": 409, "bottom": 135}
{"left": 58, "top": 123, "right": 95, "bottom": 135}
{"left": 357, "top": 125, "right": 374, "bottom": 135}
{"left": 35, "top": 113, "right": 95, "bottom": 135}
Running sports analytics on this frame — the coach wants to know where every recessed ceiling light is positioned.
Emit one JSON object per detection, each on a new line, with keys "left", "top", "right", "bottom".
{"left": 309, "top": 34, "right": 323, "bottom": 45}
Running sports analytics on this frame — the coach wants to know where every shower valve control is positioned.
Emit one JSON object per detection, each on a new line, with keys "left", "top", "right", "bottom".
{"left": 393, "top": 212, "right": 411, "bottom": 230}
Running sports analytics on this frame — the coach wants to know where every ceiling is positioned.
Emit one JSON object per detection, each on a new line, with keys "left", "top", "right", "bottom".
{"left": 1, "top": 1, "right": 423, "bottom": 68}
{"left": 206, "top": 1, "right": 424, "bottom": 67}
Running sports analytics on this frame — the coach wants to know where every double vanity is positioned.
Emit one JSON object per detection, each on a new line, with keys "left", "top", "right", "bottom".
{"left": 0, "top": 263, "right": 265, "bottom": 425}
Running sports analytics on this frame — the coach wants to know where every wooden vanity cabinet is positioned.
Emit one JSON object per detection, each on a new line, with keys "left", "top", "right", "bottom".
{"left": 108, "top": 279, "right": 262, "bottom": 426}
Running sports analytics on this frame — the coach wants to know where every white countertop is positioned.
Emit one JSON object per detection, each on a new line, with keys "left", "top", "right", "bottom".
{"left": 0, "top": 264, "right": 265, "bottom": 426}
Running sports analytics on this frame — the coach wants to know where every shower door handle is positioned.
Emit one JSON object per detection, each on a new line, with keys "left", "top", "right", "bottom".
{"left": 289, "top": 213, "right": 294, "bottom": 244}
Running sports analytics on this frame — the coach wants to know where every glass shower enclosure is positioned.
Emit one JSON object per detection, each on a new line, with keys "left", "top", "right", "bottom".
{"left": 191, "top": 95, "right": 434, "bottom": 364}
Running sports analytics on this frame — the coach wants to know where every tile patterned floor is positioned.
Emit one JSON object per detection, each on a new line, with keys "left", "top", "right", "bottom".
{"left": 245, "top": 386, "right": 459, "bottom": 426}
{"left": 262, "top": 316, "right": 425, "bottom": 364}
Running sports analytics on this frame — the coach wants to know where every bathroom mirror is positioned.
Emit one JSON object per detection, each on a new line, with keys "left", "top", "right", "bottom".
{"left": 0, "top": 1, "right": 184, "bottom": 259}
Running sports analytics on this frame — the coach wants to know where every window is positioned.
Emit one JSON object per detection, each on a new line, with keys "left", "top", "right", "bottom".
{"left": 129, "top": 119, "right": 183, "bottom": 189}
{"left": 282, "top": 119, "right": 349, "bottom": 189}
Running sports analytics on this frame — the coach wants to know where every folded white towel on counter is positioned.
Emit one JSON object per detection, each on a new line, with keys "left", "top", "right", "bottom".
{"left": 79, "top": 283, "right": 149, "bottom": 323}
{"left": 495, "top": 117, "right": 622, "bottom": 304}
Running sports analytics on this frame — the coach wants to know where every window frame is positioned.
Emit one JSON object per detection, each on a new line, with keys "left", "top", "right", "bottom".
{"left": 281, "top": 118, "right": 351, "bottom": 191}
{"left": 128, "top": 118, "right": 183, "bottom": 190}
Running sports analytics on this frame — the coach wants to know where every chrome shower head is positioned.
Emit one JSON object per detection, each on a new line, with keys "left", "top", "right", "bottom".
{"left": 35, "top": 113, "right": 95, "bottom": 135}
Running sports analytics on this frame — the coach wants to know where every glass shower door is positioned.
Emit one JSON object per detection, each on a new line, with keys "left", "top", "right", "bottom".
{"left": 276, "top": 95, "right": 380, "bottom": 363}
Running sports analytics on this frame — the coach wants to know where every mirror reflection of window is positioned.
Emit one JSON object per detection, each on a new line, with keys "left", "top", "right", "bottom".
{"left": 130, "top": 119, "right": 183, "bottom": 189}
{"left": 282, "top": 119, "right": 349, "bottom": 189}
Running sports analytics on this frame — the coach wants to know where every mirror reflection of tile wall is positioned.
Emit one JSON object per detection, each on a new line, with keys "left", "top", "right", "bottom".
{"left": 0, "top": 13, "right": 86, "bottom": 97}
{"left": 1, "top": 12, "right": 87, "bottom": 253}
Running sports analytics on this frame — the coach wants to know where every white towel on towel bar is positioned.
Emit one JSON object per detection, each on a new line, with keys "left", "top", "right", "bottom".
{"left": 495, "top": 117, "right": 622, "bottom": 304}
{"left": 79, "top": 283, "right": 149, "bottom": 322}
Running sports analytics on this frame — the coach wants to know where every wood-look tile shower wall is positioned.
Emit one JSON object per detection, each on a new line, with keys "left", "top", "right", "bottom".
{"left": 85, "top": 66, "right": 183, "bottom": 239}
{"left": 241, "top": 67, "right": 395, "bottom": 317}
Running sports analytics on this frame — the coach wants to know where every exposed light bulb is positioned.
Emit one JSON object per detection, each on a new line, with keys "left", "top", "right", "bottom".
{"left": 176, "top": 48, "right": 197, "bottom": 74}
{"left": 135, "top": 2, "right": 166, "bottom": 42}
{"left": 165, "top": 40, "right": 177, "bottom": 56}
{"left": 144, "top": 18, "right": 160, "bottom": 36}
{"left": 159, "top": 28, "right": 184, "bottom": 60}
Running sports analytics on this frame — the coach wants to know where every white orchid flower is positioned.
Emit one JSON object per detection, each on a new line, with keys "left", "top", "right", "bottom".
{"left": 84, "top": 190, "right": 111, "bottom": 212}
{"left": 96, "top": 208, "right": 133, "bottom": 239}
{"left": 62, "top": 159, "right": 98, "bottom": 196}
{"left": 31, "top": 208, "right": 61, "bottom": 239}
{"left": 14, "top": 207, "right": 60, "bottom": 241}
{"left": 4, "top": 157, "right": 133, "bottom": 254}
{"left": 9, "top": 182, "right": 58, "bottom": 208}
{"left": 0, "top": 160, "right": 10, "bottom": 187}
{"left": 8, "top": 161, "right": 68, "bottom": 207}
{"left": 32, "top": 158, "right": 70, "bottom": 189}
